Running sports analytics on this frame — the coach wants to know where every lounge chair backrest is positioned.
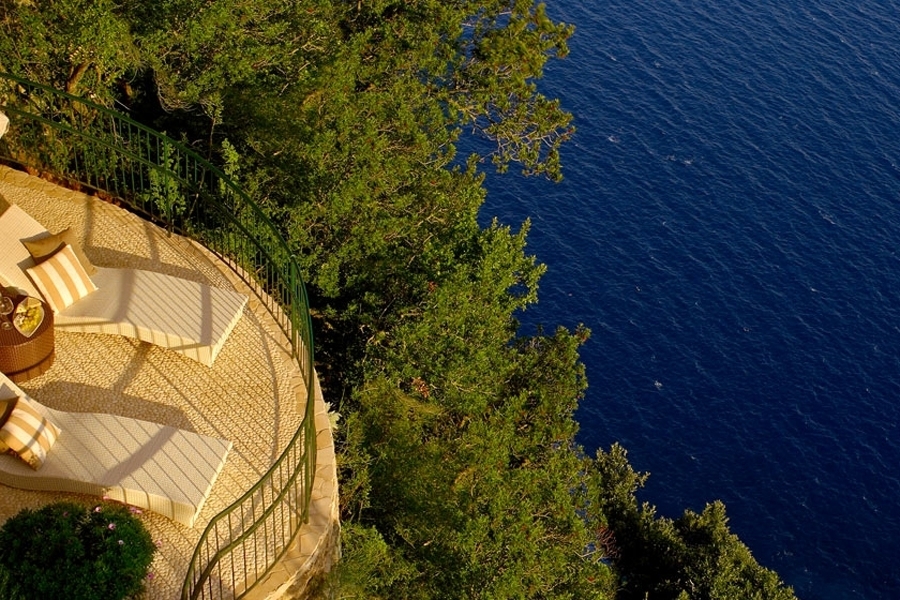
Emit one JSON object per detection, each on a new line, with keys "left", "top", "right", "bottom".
{"left": 0, "top": 204, "right": 49, "bottom": 298}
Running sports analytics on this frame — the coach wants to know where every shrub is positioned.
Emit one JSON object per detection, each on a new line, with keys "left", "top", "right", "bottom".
{"left": 0, "top": 500, "right": 156, "bottom": 600}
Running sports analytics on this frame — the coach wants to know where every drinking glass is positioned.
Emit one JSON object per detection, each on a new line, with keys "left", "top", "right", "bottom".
{"left": 0, "top": 296, "right": 13, "bottom": 330}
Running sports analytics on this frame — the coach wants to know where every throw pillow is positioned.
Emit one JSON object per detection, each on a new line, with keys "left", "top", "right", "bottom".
{"left": 0, "top": 396, "right": 16, "bottom": 453}
{"left": 0, "top": 395, "right": 61, "bottom": 470}
{"left": 23, "top": 227, "right": 97, "bottom": 275}
{"left": 25, "top": 243, "right": 98, "bottom": 313}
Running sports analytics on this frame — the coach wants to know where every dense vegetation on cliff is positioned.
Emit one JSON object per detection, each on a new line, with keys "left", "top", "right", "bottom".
{"left": 1, "top": 1, "right": 796, "bottom": 598}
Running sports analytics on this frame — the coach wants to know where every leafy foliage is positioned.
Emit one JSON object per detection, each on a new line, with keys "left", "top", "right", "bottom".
{"left": 127, "top": 0, "right": 334, "bottom": 118}
{"left": 0, "top": 501, "right": 156, "bottom": 600}
{"left": 142, "top": 138, "right": 186, "bottom": 224}
{"left": 331, "top": 217, "right": 619, "bottom": 597}
{"left": 0, "top": 0, "right": 139, "bottom": 102}
{"left": 591, "top": 445, "right": 795, "bottom": 600}
{"left": 321, "top": 522, "right": 418, "bottom": 600}
{"left": 339, "top": 326, "right": 618, "bottom": 599}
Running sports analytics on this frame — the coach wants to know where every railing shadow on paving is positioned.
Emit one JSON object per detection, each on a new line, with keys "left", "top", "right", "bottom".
{"left": 0, "top": 72, "right": 317, "bottom": 600}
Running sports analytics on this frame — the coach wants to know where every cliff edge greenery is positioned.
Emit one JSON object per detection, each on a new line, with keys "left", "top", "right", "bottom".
{"left": 1, "top": 1, "right": 796, "bottom": 598}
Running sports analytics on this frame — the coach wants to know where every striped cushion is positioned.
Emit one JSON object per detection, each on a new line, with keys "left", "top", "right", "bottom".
{"left": 0, "top": 396, "right": 15, "bottom": 453}
{"left": 25, "top": 243, "right": 97, "bottom": 313}
{"left": 0, "top": 396, "right": 61, "bottom": 470}
{"left": 23, "top": 227, "right": 97, "bottom": 276}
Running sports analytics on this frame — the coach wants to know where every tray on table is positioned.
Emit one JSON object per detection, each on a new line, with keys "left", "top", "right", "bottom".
{"left": 0, "top": 292, "right": 54, "bottom": 383}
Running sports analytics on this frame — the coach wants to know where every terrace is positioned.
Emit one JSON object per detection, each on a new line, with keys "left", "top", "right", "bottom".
{"left": 0, "top": 74, "right": 339, "bottom": 599}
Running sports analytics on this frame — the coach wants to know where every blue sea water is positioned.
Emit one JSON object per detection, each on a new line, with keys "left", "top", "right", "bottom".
{"left": 477, "top": 1, "right": 900, "bottom": 598}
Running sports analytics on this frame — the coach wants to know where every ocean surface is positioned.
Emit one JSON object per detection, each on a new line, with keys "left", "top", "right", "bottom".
{"left": 476, "top": 1, "right": 900, "bottom": 598}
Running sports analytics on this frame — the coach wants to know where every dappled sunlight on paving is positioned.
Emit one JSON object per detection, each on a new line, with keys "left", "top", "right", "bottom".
{"left": 0, "top": 166, "right": 307, "bottom": 599}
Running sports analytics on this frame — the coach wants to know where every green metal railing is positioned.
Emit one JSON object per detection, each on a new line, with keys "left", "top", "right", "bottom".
{"left": 0, "top": 73, "right": 318, "bottom": 600}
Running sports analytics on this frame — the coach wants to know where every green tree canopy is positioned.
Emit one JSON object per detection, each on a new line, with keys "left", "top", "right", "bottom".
{"left": 0, "top": 0, "right": 139, "bottom": 99}
{"left": 591, "top": 445, "right": 796, "bottom": 600}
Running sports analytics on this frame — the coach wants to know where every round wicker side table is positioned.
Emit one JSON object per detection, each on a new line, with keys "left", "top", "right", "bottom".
{"left": 0, "top": 294, "right": 55, "bottom": 383}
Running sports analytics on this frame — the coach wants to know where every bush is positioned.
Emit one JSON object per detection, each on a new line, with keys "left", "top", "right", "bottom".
{"left": 0, "top": 500, "right": 156, "bottom": 600}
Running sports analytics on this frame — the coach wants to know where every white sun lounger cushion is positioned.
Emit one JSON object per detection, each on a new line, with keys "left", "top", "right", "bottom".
{"left": 0, "top": 373, "right": 232, "bottom": 527}
{"left": 56, "top": 266, "right": 246, "bottom": 366}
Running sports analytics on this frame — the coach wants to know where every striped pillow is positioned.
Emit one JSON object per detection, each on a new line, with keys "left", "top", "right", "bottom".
{"left": 23, "top": 227, "right": 97, "bottom": 275}
{"left": 0, "top": 396, "right": 61, "bottom": 470}
{"left": 0, "top": 396, "right": 16, "bottom": 453}
{"left": 25, "top": 242, "right": 97, "bottom": 313}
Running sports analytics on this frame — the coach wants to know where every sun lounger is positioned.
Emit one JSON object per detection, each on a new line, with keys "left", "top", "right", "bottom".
{"left": 0, "top": 203, "right": 247, "bottom": 366}
{"left": 0, "top": 372, "right": 232, "bottom": 527}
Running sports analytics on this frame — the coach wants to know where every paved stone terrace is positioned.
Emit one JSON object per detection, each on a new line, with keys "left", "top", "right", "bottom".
{"left": 0, "top": 165, "right": 339, "bottom": 599}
